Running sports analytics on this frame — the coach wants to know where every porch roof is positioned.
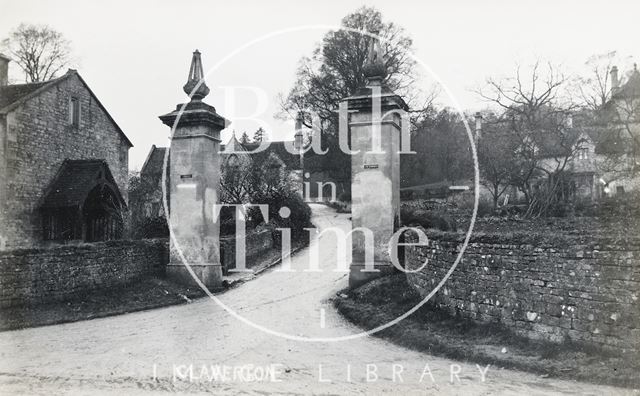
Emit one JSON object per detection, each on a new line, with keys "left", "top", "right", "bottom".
{"left": 40, "top": 159, "right": 126, "bottom": 209}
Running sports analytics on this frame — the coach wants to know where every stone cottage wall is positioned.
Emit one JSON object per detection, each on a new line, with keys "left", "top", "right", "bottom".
{"left": 0, "top": 239, "right": 168, "bottom": 308}
{"left": 0, "top": 72, "right": 130, "bottom": 248}
{"left": 405, "top": 230, "right": 640, "bottom": 353}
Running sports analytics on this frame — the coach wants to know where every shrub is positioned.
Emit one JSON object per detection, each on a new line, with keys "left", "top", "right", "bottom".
{"left": 338, "top": 189, "right": 351, "bottom": 203}
{"left": 476, "top": 199, "right": 494, "bottom": 217}
{"left": 457, "top": 195, "right": 494, "bottom": 217}
{"left": 400, "top": 206, "right": 457, "bottom": 231}
{"left": 549, "top": 202, "right": 573, "bottom": 217}
{"left": 251, "top": 189, "right": 313, "bottom": 242}
{"left": 131, "top": 216, "right": 169, "bottom": 239}
{"left": 592, "top": 191, "right": 640, "bottom": 218}
{"left": 327, "top": 200, "right": 351, "bottom": 213}
{"left": 219, "top": 205, "right": 263, "bottom": 236}
{"left": 400, "top": 189, "right": 415, "bottom": 200}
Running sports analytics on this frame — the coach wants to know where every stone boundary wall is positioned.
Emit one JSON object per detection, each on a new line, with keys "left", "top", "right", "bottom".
{"left": 220, "top": 228, "right": 273, "bottom": 275}
{"left": 405, "top": 230, "right": 640, "bottom": 353}
{"left": 0, "top": 239, "right": 168, "bottom": 308}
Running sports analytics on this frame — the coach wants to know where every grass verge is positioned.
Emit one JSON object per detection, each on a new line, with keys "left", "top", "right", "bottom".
{"left": 0, "top": 277, "right": 205, "bottom": 332}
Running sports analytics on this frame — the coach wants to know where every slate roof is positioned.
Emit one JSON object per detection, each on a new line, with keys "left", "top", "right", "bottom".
{"left": 240, "top": 141, "right": 303, "bottom": 170}
{"left": 580, "top": 126, "right": 629, "bottom": 155}
{"left": 141, "top": 140, "right": 303, "bottom": 177}
{"left": 534, "top": 128, "right": 584, "bottom": 158}
{"left": 140, "top": 145, "right": 168, "bottom": 184}
{"left": 0, "top": 79, "right": 54, "bottom": 110}
{"left": 41, "top": 159, "right": 125, "bottom": 209}
{"left": 0, "top": 70, "right": 133, "bottom": 147}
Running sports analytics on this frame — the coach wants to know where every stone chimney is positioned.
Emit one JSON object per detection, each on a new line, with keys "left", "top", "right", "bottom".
{"left": 0, "top": 54, "right": 10, "bottom": 87}
{"left": 474, "top": 112, "right": 483, "bottom": 141}
{"left": 294, "top": 111, "right": 304, "bottom": 152}
{"left": 566, "top": 113, "right": 573, "bottom": 129}
{"left": 611, "top": 65, "right": 619, "bottom": 94}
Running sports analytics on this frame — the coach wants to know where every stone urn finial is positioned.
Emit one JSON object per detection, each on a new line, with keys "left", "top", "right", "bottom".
{"left": 183, "top": 49, "right": 210, "bottom": 101}
{"left": 363, "top": 28, "right": 387, "bottom": 85}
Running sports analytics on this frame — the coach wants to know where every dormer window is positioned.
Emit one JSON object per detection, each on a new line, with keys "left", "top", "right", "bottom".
{"left": 69, "top": 97, "right": 80, "bottom": 127}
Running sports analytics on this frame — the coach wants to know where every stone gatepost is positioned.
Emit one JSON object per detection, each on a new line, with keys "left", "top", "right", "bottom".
{"left": 343, "top": 32, "right": 408, "bottom": 289}
{"left": 159, "top": 50, "right": 229, "bottom": 290}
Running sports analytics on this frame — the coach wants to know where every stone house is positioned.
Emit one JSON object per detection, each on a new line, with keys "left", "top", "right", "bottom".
{"left": 0, "top": 56, "right": 133, "bottom": 249}
{"left": 596, "top": 64, "right": 640, "bottom": 195}
{"left": 470, "top": 65, "right": 640, "bottom": 205}
{"left": 136, "top": 144, "right": 167, "bottom": 219}
{"left": 533, "top": 65, "right": 640, "bottom": 201}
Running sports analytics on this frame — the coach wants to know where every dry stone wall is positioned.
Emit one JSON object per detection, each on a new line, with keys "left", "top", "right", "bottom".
{"left": 0, "top": 239, "right": 168, "bottom": 308}
{"left": 405, "top": 230, "right": 640, "bottom": 353}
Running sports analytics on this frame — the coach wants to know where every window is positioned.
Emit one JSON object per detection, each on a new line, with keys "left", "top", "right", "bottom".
{"left": 69, "top": 97, "right": 80, "bottom": 127}
{"left": 577, "top": 147, "right": 589, "bottom": 160}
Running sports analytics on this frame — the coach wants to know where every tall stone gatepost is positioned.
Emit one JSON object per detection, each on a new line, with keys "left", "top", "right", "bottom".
{"left": 343, "top": 32, "right": 408, "bottom": 289}
{"left": 159, "top": 50, "right": 229, "bottom": 290}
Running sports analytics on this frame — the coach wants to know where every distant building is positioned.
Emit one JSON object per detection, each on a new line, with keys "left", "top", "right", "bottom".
{"left": 0, "top": 55, "right": 132, "bottom": 249}
{"left": 136, "top": 144, "right": 167, "bottom": 220}
{"left": 536, "top": 65, "right": 640, "bottom": 200}
{"left": 597, "top": 64, "right": 640, "bottom": 195}
{"left": 137, "top": 135, "right": 304, "bottom": 224}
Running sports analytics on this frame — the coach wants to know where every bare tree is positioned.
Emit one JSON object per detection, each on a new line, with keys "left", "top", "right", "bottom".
{"left": 1, "top": 23, "right": 73, "bottom": 82}
{"left": 476, "top": 61, "right": 580, "bottom": 216}
{"left": 575, "top": 52, "right": 619, "bottom": 114}
{"left": 476, "top": 113, "right": 519, "bottom": 208}
{"left": 219, "top": 155, "right": 253, "bottom": 204}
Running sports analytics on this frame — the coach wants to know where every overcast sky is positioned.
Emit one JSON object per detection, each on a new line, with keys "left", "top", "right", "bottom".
{"left": 1, "top": 0, "right": 638, "bottom": 170}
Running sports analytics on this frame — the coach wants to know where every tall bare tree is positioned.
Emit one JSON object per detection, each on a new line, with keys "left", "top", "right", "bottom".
{"left": 476, "top": 61, "right": 580, "bottom": 216}
{"left": 219, "top": 156, "right": 253, "bottom": 204}
{"left": 575, "top": 51, "right": 619, "bottom": 114}
{"left": 1, "top": 23, "right": 73, "bottom": 82}
{"left": 476, "top": 113, "right": 520, "bottom": 208}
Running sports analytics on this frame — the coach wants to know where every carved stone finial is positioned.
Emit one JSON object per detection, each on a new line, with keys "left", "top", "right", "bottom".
{"left": 183, "top": 50, "right": 210, "bottom": 101}
{"left": 363, "top": 29, "right": 387, "bottom": 85}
